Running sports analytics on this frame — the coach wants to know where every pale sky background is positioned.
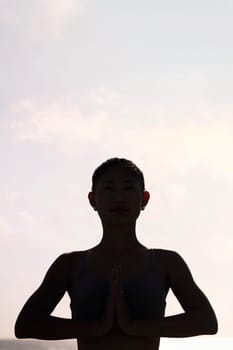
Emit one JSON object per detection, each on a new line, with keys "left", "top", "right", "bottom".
{"left": 0, "top": 0, "right": 233, "bottom": 341}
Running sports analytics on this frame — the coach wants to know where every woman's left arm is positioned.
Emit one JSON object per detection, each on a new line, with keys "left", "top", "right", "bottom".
{"left": 116, "top": 251, "right": 218, "bottom": 337}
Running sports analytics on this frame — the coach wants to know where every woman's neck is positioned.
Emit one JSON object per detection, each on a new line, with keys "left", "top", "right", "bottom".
{"left": 96, "top": 238, "right": 145, "bottom": 254}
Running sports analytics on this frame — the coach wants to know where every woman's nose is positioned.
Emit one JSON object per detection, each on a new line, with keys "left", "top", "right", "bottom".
{"left": 112, "top": 190, "right": 126, "bottom": 200}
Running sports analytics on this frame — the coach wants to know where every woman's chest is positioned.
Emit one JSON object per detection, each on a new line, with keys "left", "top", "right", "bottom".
{"left": 69, "top": 249, "right": 169, "bottom": 293}
{"left": 86, "top": 249, "right": 169, "bottom": 291}
{"left": 68, "top": 249, "right": 169, "bottom": 321}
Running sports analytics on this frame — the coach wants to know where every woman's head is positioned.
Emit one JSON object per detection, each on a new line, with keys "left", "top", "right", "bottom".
{"left": 88, "top": 158, "right": 150, "bottom": 225}
{"left": 91, "top": 157, "right": 145, "bottom": 194}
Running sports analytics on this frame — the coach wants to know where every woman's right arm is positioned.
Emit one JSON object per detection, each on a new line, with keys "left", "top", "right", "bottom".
{"left": 15, "top": 253, "right": 115, "bottom": 340}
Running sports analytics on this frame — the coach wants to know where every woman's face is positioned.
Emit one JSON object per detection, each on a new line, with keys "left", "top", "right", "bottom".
{"left": 90, "top": 166, "right": 149, "bottom": 225}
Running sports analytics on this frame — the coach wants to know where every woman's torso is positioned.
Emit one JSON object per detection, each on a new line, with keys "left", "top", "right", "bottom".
{"left": 67, "top": 246, "right": 170, "bottom": 350}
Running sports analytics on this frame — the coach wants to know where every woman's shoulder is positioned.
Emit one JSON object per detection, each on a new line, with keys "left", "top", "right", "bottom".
{"left": 48, "top": 250, "right": 90, "bottom": 284}
{"left": 151, "top": 248, "right": 185, "bottom": 266}
{"left": 151, "top": 247, "right": 180, "bottom": 256}
{"left": 51, "top": 250, "right": 88, "bottom": 271}
{"left": 55, "top": 249, "right": 90, "bottom": 262}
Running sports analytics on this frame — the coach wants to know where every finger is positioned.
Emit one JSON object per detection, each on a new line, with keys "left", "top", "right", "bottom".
{"left": 109, "top": 274, "right": 116, "bottom": 292}
{"left": 112, "top": 266, "right": 121, "bottom": 289}
{"left": 111, "top": 266, "right": 118, "bottom": 287}
{"left": 115, "top": 264, "right": 122, "bottom": 274}
{"left": 115, "top": 279, "right": 124, "bottom": 297}
{"left": 116, "top": 265, "right": 123, "bottom": 286}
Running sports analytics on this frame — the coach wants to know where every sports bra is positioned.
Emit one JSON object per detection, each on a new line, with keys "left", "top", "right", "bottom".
{"left": 70, "top": 249, "right": 166, "bottom": 321}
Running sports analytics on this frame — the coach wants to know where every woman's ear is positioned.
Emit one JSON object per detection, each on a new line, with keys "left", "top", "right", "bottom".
{"left": 141, "top": 191, "right": 150, "bottom": 210}
{"left": 88, "top": 192, "right": 97, "bottom": 210}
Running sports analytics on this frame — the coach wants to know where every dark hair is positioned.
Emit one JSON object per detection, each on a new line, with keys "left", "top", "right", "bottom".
{"left": 91, "top": 157, "right": 145, "bottom": 193}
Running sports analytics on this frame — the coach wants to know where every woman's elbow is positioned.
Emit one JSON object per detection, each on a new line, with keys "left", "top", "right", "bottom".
{"left": 14, "top": 321, "right": 25, "bottom": 339}
{"left": 15, "top": 329, "right": 26, "bottom": 339}
{"left": 203, "top": 311, "right": 218, "bottom": 335}
{"left": 208, "top": 316, "right": 218, "bottom": 334}
{"left": 15, "top": 316, "right": 33, "bottom": 339}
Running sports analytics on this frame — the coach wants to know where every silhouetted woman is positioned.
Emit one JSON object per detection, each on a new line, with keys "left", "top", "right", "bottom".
{"left": 15, "top": 157, "right": 218, "bottom": 350}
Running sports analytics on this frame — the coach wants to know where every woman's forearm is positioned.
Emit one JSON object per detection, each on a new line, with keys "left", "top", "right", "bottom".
{"left": 128, "top": 310, "right": 218, "bottom": 337}
{"left": 15, "top": 315, "right": 106, "bottom": 340}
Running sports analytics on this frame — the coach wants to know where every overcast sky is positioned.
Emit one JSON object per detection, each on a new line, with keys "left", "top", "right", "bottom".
{"left": 0, "top": 0, "right": 232, "bottom": 339}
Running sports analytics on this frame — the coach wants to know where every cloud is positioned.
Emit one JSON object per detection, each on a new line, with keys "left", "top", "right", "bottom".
{"left": 88, "top": 87, "right": 122, "bottom": 107}
{"left": 0, "top": 216, "right": 13, "bottom": 236}
{"left": 18, "top": 210, "right": 40, "bottom": 226}
{"left": 16, "top": 210, "right": 75, "bottom": 250}
{"left": 9, "top": 96, "right": 233, "bottom": 180}
{"left": 36, "top": 0, "right": 84, "bottom": 38}
{"left": 164, "top": 184, "right": 187, "bottom": 209}
{"left": 133, "top": 122, "right": 233, "bottom": 180}
{"left": 10, "top": 98, "right": 107, "bottom": 148}
{"left": 206, "top": 235, "right": 233, "bottom": 262}
{"left": 0, "top": 1, "right": 16, "bottom": 23}
{"left": 0, "top": 0, "right": 84, "bottom": 39}
{"left": 5, "top": 191, "right": 21, "bottom": 203}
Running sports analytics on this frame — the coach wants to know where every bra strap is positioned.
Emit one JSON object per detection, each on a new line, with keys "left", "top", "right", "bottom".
{"left": 77, "top": 250, "right": 87, "bottom": 273}
{"left": 150, "top": 248, "right": 154, "bottom": 267}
